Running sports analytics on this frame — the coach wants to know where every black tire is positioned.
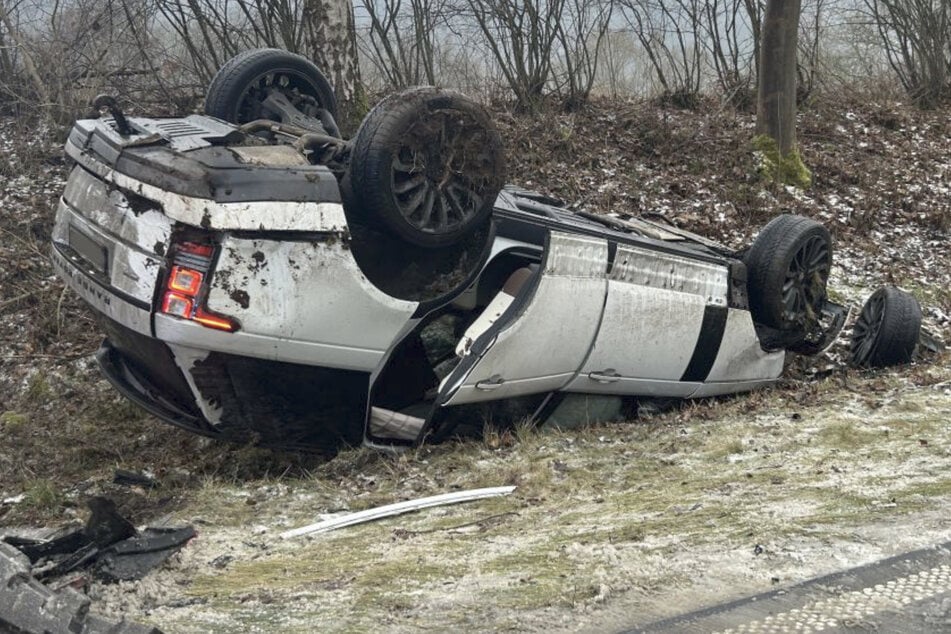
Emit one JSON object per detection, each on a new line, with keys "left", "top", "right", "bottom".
{"left": 204, "top": 48, "right": 337, "bottom": 125}
{"left": 849, "top": 287, "right": 922, "bottom": 368}
{"left": 745, "top": 214, "right": 832, "bottom": 331}
{"left": 348, "top": 87, "right": 505, "bottom": 248}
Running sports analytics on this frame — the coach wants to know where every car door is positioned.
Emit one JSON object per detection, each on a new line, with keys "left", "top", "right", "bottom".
{"left": 437, "top": 231, "right": 609, "bottom": 406}
{"left": 564, "top": 242, "right": 731, "bottom": 397}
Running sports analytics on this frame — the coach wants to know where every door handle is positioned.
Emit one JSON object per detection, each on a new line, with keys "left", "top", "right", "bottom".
{"left": 588, "top": 369, "right": 621, "bottom": 384}
{"left": 475, "top": 374, "right": 505, "bottom": 391}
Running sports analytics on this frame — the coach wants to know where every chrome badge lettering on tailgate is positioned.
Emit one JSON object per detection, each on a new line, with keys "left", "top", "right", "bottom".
{"left": 51, "top": 245, "right": 112, "bottom": 307}
{"left": 51, "top": 244, "right": 155, "bottom": 336}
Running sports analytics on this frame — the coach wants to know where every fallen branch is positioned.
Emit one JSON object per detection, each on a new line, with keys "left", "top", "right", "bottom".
{"left": 0, "top": 289, "right": 52, "bottom": 311}
{"left": 280, "top": 486, "right": 517, "bottom": 539}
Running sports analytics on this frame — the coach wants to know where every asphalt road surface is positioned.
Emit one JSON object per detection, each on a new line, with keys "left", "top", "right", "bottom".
{"left": 628, "top": 541, "right": 951, "bottom": 633}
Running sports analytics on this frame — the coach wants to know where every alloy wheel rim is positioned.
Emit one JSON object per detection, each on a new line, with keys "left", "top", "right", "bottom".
{"left": 390, "top": 110, "right": 492, "bottom": 235}
{"left": 781, "top": 234, "right": 831, "bottom": 327}
{"left": 235, "top": 70, "right": 323, "bottom": 123}
{"left": 850, "top": 291, "right": 886, "bottom": 366}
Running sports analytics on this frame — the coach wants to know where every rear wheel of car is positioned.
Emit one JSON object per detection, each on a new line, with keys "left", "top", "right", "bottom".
{"left": 745, "top": 214, "right": 832, "bottom": 331}
{"left": 849, "top": 287, "right": 921, "bottom": 368}
{"left": 348, "top": 87, "right": 505, "bottom": 248}
{"left": 204, "top": 48, "right": 337, "bottom": 125}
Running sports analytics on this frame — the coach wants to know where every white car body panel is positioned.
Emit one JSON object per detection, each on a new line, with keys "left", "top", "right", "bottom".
{"left": 109, "top": 171, "right": 349, "bottom": 232}
{"left": 698, "top": 309, "right": 786, "bottom": 385}
{"left": 566, "top": 243, "right": 733, "bottom": 394}
{"left": 204, "top": 236, "right": 418, "bottom": 370}
{"left": 51, "top": 243, "right": 153, "bottom": 336}
{"left": 441, "top": 232, "right": 609, "bottom": 405}
{"left": 609, "top": 242, "right": 730, "bottom": 305}
{"left": 567, "top": 287, "right": 708, "bottom": 393}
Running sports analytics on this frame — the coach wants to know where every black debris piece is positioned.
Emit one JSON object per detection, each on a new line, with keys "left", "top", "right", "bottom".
{"left": 3, "top": 497, "right": 194, "bottom": 584}
{"left": 4, "top": 527, "right": 88, "bottom": 563}
{"left": 85, "top": 497, "right": 137, "bottom": 548}
{"left": 113, "top": 469, "right": 160, "bottom": 489}
{"left": 33, "top": 542, "right": 100, "bottom": 580}
{"left": 96, "top": 527, "right": 197, "bottom": 583}
{"left": 4, "top": 497, "right": 139, "bottom": 580}
{"left": 210, "top": 554, "right": 234, "bottom": 569}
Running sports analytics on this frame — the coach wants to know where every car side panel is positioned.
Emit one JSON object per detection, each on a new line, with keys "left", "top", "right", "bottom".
{"left": 196, "top": 235, "right": 418, "bottom": 371}
{"left": 565, "top": 243, "right": 729, "bottom": 396}
{"left": 440, "top": 232, "right": 608, "bottom": 405}
{"left": 692, "top": 308, "right": 785, "bottom": 387}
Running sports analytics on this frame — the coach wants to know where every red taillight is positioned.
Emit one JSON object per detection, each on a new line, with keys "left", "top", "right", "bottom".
{"left": 168, "top": 266, "right": 202, "bottom": 295}
{"left": 161, "top": 292, "right": 193, "bottom": 317}
{"left": 193, "top": 307, "right": 238, "bottom": 331}
{"left": 179, "top": 242, "right": 214, "bottom": 258}
{"left": 160, "top": 240, "right": 239, "bottom": 332}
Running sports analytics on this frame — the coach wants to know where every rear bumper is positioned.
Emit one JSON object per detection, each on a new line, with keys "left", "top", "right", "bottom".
{"left": 95, "top": 316, "right": 371, "bottom": 451}
{"left": 97, "top": 340, "right": 216, "bottom": 437}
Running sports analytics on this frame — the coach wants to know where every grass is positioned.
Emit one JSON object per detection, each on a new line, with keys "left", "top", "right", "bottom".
{"left": 158, "top": 380, "right": 951, "bottom": 629}
{"left": 0, "top": 411, "right": 28, "bottom": 429}
{"left": 23, "top": 479, "right": 62, "bottom": 509}
{"left": 817, "top": 421, "right": 882, "bottom": 450}
{"left": 24, "top": 373, "right": 52, "bottom": 405}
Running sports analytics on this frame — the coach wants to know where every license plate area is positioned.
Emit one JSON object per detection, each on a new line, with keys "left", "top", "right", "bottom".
{"left": 69, "top": 224, "right": 109, "bottom": 275}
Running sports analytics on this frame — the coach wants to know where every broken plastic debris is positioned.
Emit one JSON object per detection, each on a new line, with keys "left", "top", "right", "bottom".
{"left": 281, "top": 486, "right": 517, "bottom": 539}
{"left": 3, "top": 497, "right": 194, "bottom": 583}
{"left": 113, "top": 469, "right": 159, "bottom": 489}
{"left": 96, "top": 527, "right": 196, "bottom": 583}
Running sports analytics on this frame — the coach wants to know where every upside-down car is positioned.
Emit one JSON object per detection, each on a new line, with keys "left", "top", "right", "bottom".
{"left": 51, "top": 49, "right": 922, "bottom": 451}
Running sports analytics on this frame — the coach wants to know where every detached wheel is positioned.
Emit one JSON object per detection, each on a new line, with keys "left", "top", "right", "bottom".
{"left": 205, "top": 48, "right": 337, "bottom": 125}
{"left": 349, "top": 87, "right": 505, "bottom": 248}
{"left": 745, "top": 214, "right": 832, "bottom": 331}
{"left": 849, "top": 287, "right": 921, "bottom": 368}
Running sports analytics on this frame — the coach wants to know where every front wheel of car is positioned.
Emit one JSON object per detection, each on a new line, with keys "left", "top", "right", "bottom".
{"left": 348, "top": 87, "right": 505, "bottom": 249}
{"left": 745, "top": 214, "right": 832, "bottom": 332}
{"left": 849, "top": 287, "right": 922, "bottom": 368}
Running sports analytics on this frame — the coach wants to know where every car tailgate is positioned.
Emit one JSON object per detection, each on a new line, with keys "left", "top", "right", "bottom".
{"left": 51, "top": 165, "right": 172, "bottom": 334}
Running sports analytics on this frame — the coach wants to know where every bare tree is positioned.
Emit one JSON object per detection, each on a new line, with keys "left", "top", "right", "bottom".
{"left": 0, "top": 0, "right": 49, "bottom": 109}
{"left": 303, "top": 0, "right": 361, "bottom": 106}
{"left": 756, "top": 0, "right": 809, "bottom": 186}
{"left": 864, "top": 0, "right": 951, "bottom": 107}
{"left": 357, "top": 0, "right": 444, "bottom": 87}
{"left": 745, "top": 0, "right": 764, "bottom": 82}
{"left": 462, "top": 0, "right": 564, "bottom": 111}
{"left": 702, "top": 0, "right": 763, "bottom": 104}
{"left": 553, "top": 0, "right": 614, "bottom": 109}
{"left": 0, "top": 0, "right": 162, "bottom": 120}
{"left": 797, "top": 0, "right": 828, "bottom": 100}
{"left": 596, "top": 29, "right": 641, "bottom": 97}
{"left": 617, "top": 0, "right": 704, "bottom": 105}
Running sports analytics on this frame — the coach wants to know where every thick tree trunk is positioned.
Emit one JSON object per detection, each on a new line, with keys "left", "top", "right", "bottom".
{"left": 302, "top": 0, "right": 361, "bottom": 124}
{"left": 756, "top": 0, "right": 801, "bottom": 156}
{"left": 755, "top": 0, "right": 809, "bottom": 187}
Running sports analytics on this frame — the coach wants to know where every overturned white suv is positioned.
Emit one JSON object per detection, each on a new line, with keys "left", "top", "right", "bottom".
{"left": 51, "top": 50, "right": 921, "bottom": 452}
